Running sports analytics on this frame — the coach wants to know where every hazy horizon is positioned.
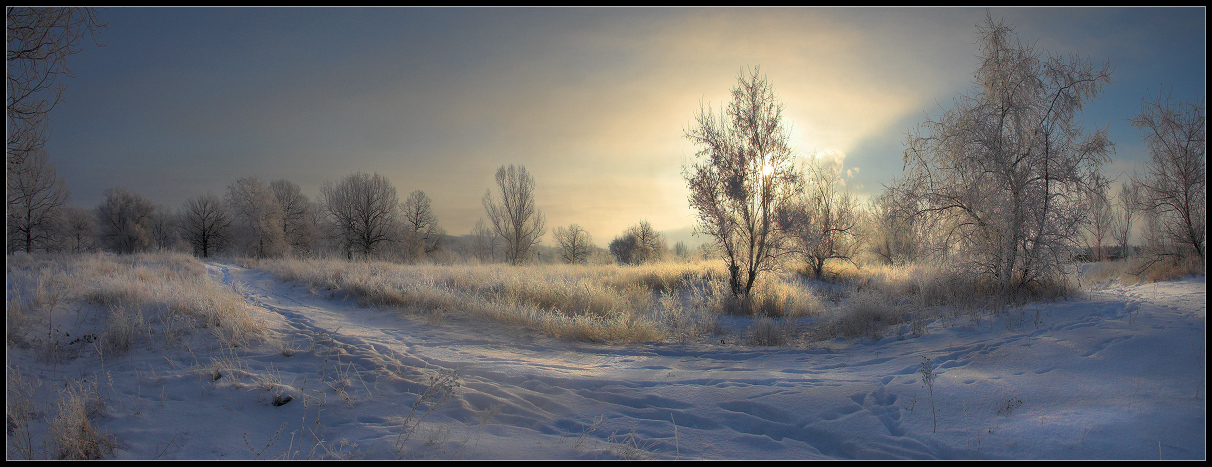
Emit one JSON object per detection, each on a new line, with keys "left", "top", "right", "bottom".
{"left": 36, "top": 6, "right": 1206, "bottom": 248}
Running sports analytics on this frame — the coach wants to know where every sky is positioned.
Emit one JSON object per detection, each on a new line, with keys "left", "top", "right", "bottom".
{"left": 37, "top": 6, "right": 1207, "bottom": 248}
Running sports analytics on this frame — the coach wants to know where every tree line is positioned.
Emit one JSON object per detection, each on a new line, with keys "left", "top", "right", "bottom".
{"left": 7, "top": 9, "right": 1205, "bottom": 307}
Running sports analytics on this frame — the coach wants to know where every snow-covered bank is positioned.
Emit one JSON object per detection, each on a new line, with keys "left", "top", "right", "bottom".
{"left": 6, "top": 258, "right": 1205, "bottom": 459}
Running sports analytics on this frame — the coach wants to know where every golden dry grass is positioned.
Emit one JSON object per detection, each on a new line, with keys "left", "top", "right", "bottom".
{"left": 253, "top": 257, "right": 825, "bottom": 344}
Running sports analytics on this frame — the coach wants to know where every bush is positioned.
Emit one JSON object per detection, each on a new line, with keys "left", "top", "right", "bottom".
{"left": 829, "top": 291, "right": 905, "bottom": 339}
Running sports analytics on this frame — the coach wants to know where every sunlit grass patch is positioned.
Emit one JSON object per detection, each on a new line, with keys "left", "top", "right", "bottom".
{"left": 1079, "top": 253, "right": 1204, "bottom": 288}
{"left": 255, "top": 258, "right": 758, "bottom": 344}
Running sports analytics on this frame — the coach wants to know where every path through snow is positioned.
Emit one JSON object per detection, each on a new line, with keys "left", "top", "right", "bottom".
{"left": 154, "top": 261, "right": 1204, "bottom": 460}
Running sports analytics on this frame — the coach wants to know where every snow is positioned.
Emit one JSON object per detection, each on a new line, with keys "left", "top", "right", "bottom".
{"left": 6, "top": 260, "right": 1206, "bottom": 460}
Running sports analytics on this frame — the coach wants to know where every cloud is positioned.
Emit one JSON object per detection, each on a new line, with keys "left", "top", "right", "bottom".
{"left": 811, "top": 149, "right": 847, "bottom": 174}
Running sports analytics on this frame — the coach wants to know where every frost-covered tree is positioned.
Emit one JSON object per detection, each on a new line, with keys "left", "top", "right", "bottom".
{"left": 868, "top": 183, "right": 923, "bottom": 266}
{"left": 902, "top": 13, "right": 1112, "bottom": 295}
{"left": 673, "top": 241, "right": 690, "bottom": 261}
{"left": 270, "top": 179, "right": 316, "bottom": 257}
{"left": 148, "top": 204, "right": 183, "bottom": 252}
{"left": 1111, "top": 180, "right": 1140, "bottom": 259}
{"left": 787, "top": 158, "right": 861, "bottom": 279}
{"left": 60, "top": 204, "right": 98, "bottom": 253}
{"left": 1130, "top": 92, "right": 1206, "bottom": 261}
{"left": 321, "top": 172, "right": 400, "bottom": 260}
{"left": 401, "top": 189, "right": 445, "bottom": 261}
{"left": 226, "top": 176, "right": 286, "bottom": 258}
{"left": 553, "top": 223, "right": 593, "bottom": 264}
{"left": 609, "top": 221, "right": 665, "bottom": 265}
{"left": 1081, "top": 172, "right": 1115, "bottom": 261}
{"left": 470, "top": 217, "right": 499, "bottom": 263}
{"left": 6, "top": 148, "right": 69, "bottom": 253}
{"left": 482, "top": 164, "right": 546, "bottom": 265}
{"left": 96, "top": 186, "right": 153, "bottom": 254}
{"left": 683, "top": 66, "right": 803, "bottom": 297}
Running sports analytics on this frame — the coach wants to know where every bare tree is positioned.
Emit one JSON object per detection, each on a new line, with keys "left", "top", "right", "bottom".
{"left": 270, "top": 179, "right": 316, "bottom": 257}
{"left": 868, "top": 184, "right": 923, "bottom": 266}
{"left": 96, "top": 186, "right": 153, "bottom": 254}
{"left": 1130, "top": 91, "right": 1206, "bottom": 261}
{"left": 553, "top": 223, "right": 593, "bottom": 264}
{"left": 482, "top": 164, "right": 546, "bottom": 265}
{"left": 400, "top": 189, "right": 446, "bottom": 261}
{"left": 59, "top": 204, "right": 98, "bottom": 253}
{"left": 320, "top": 172, "right": 400, "bottom": 260}
{"left": 148, "top": 204, "right": 183, "bottom": 251}
{"left": 609, "top": 220, "right": 666, "bottom": 265}
{"left": 683, "top": 66, "right": 803, "bottom": 298}
{"left": 788, "top": 159, "right": 861, "bottom": 279}
{"left": 1081, "top": 172, "right": 1116, "bottom": 261}
{"left": 6, "top": 7, "right": 106, "bottom": 164}
{"left": 470, "top": 217, "right": 499, "bottom": 263}
{"left": 226, "top": 176, "right": 287, "bottom": 258}
{"left": 6, "top": 148, "right": 70, "bottom": 253}
{"left": 1111, "top": 180, "right": 1140, "bottom": 259}
{"left": 179, "top": 192, "right": 231, "bottom": 258}
{"left": 673, "top": 241, "right": 690, "bottom": 261}
{"left": 902, "top": 13, "right": 1112, "bottom": 295}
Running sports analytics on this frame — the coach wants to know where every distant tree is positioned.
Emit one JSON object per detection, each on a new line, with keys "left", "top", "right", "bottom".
{"left": 868, "top": 184, "right": 922, "bottom": 266}
{"left": 608, "top": 234, "right": 638, "bottom": 266}
{"left": 6, "top": 148, "right": 69, "bottom": 253}
{"left": 1081, "top": 172, "right": 1116, "bottom": 261}
{"left": 552, "top": 223, "right": 593, "bottom": 264}
{"left": 226, "top": 176, "right": 287, "bottom": 258}
{"left": 673, "top": 241, "right": 690, "bottom": 262}
{"left": 482, "top": 164, "right": 546, "bottom": 265}
{"left": 788, "top": 159, "right": 861, "bottom": 279}
{"left": 60, "top": 204, "right": 98, "bottom": 253}
{"left": 609, "top": 220, "right": 666, "bottom": 265}
{"left": 6, "top": 7, "right": 106, "bottom": 165}
{"left": 683, "top": 66, "right": 803, "bottom": 298}
{"left": 470, "top": 218, "right": 499, "bottom": 263}
{"left": 901, "top": 13, "right": 1112, "bottom": 295}
{"left": 1111, "top": 180, "right": 1140, "bottom": 258}
{"left": 270, "top": 179, "right": 316, "bottom": 257}
{"left": 148, "top": 204, "right": 183, "bottom": 252}
{"left": 96, "top": 186, "right": 153, "bottom": 254}
{"left": 401, "top": 189, "right": 446, "bottom": 261}
{"left": 179, "top": 192, "right": 231, "bottom": 258}
{"left": 1130, "top": 91, "right": 1206, "bottom": 261}
{"left": 320, "top": 172, "right": 400, "bottom": 260}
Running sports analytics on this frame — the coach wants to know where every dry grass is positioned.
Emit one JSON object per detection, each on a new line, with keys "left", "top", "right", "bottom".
{"left": 1082, "top": 254, "right": 1205, "bottom": 287}
{"left": 6, "top": 363, "right": 42, "bottom": 459}
{"left": 5, "top": 251, "right": 276, "bottom": 460}
{"left": 6, "top": 252, "right": 267, "bottom": 353}
{"left": 253, "top": 258, "right": 824, "bottom": 344}
{"left": 48, "top": 379, "right": 118, "bottom": 459}
{"left": 827, "top": 290, "right": 907, "bottom": 340}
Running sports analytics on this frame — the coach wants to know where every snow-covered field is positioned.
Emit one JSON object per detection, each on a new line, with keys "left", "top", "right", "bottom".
{"left": 6, "top": 257, "right": 1206, "bottom": 460}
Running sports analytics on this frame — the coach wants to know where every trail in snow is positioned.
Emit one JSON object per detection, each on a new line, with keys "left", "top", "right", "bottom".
{"left": 182, "top": 261, "right": 1203, "bottom": 460}
{"left": 7, "top": 259, "right": 1199, "bottom": 460}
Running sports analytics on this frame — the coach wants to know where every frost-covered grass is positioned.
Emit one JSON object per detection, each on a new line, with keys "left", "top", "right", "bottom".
{"left": 6, "top": 251, "right": 268, "bottom": 459}
{"left": 251, "top": 257, "right": 824, "bottom": 344}
{"left": 6, "top": 252, "right": 1205, "bottom": 460}
{"left": 1081, "top": 254, "right": 1206, "bottom": 287}
{"left": 6, "top": 251, "right": 266, "bottom": 354}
